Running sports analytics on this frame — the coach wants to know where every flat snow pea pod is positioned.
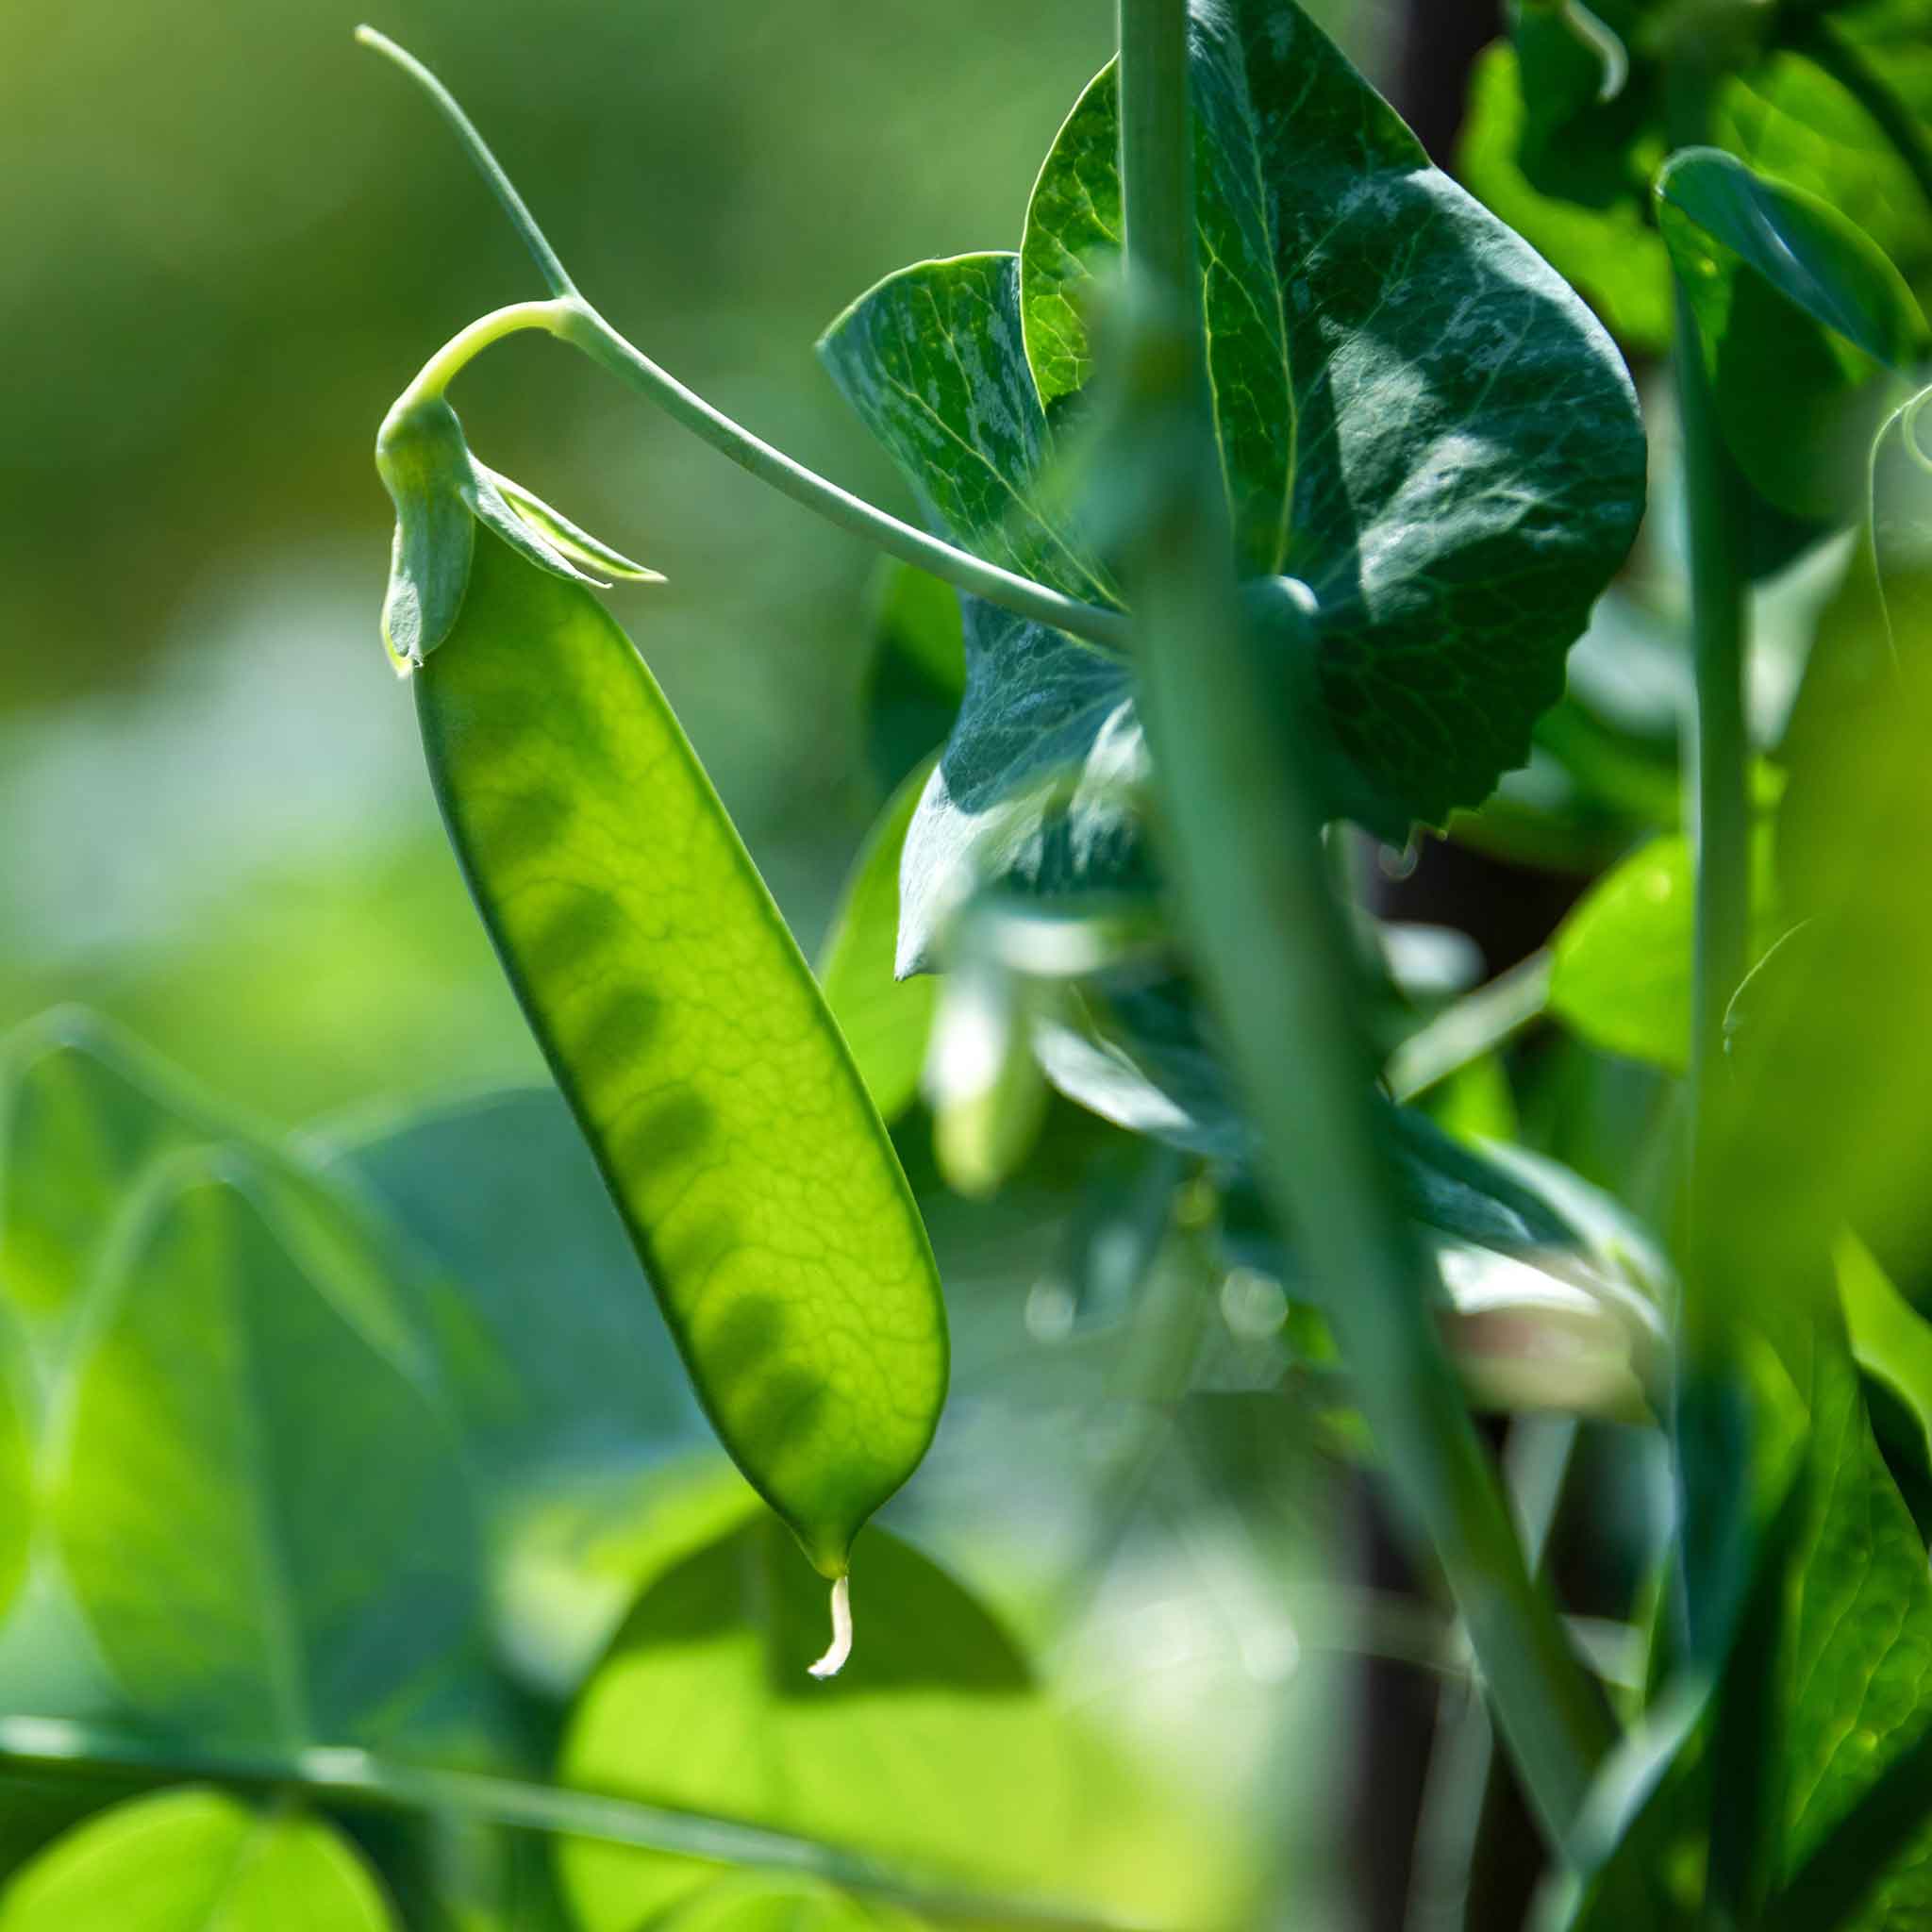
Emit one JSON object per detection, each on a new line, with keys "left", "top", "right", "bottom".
{"left": 411, "top": 529, "right": 948, "bottom": 1626}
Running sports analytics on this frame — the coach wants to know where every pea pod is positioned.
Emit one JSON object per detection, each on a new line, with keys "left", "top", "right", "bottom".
{"left": 412, "top": 528, "right": 948, "bottom": 1634}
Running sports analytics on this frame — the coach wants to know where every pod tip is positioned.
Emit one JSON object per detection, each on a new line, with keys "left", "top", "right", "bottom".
{"left": 808, "top": 1574, "right": 852, "bottom": 1679}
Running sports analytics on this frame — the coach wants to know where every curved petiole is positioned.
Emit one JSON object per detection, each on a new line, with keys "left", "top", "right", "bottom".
{"left": 356, "top": 27, "right": 1130, "bottom": 657}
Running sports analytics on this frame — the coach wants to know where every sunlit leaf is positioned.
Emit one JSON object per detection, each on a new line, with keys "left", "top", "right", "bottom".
{"left": 0, "top": 1788, "right": 394, "bottom": 1931}
{"left": 822, "top": 0, "right": 1644, "bottom": 970}
{"left": 1659, "top": 148, "right": 1926, "bottom": 519}
{"left": 558, "top": 1516, "right": 1231, "bottom": 1932}
{"left": 51, "top": 1144, "right": 482, "bottom": 1747}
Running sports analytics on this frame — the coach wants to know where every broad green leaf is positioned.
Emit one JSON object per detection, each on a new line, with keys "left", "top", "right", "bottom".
{"left": 821, "top": 0, "right": 1645, "bottom": 970}
{"left": 1458, "top": 40, "right": 1673, "bottom": 352}
{"left": 0, "top": 1788, "right": 394, "bottom": 1931}
{"left": 820, "top": 254, "right": 1147, "bottom": 975}
{"left": 1773, "top": 1344, "right": 1932, "bottom": 1924}
{"left": 312, "top": 1086, "right": 708, "bottom": 1488}
{"left": 1460, "top": 1, "right": 1932, "bottom": 357}
{"left": 816, "top": 759, "right": 940, "bottom": 1125}
{"left": 861, "top": 560, "right": 966, "bottom": 794}
{"left": 415, "top": 529, "right": 947, "bottom": 1582}
{"left": 1549, "top": 828, "right": 1782, "bottom": 1073}
{"left": 51, "top": 1144, "right": 481, "bottom": 1747}
{"left": 492, "top": 1455, "right": 756, "bottom": 1699}
{"left": 558, "top": 1516, "right": 1232, "bottom": 1932}
{"left": 0, "top": 1009, "right": 225, "bottom": 1367}
{"left": 1659, "top": 149, "right": 1926, "bottom": 520}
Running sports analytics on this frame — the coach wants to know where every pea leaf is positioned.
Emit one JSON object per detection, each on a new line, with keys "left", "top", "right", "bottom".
{"left": 310, "top": 1086, "right": 708, "bottom": 1490}
{"left": 0, "top": 1010, "right": 226, "bottom": 1373}
{"left": 50, "top": 1143, "right": 482, "bottom": 1748}
{"left": 1458, "top": 37, "right": 1673, "bottom": 353}
{"left": 1659, "top": 149, "right": 1927, "bottom": 520}
{"left": 1549, "top": 827, "right": 1783, "bottom": 1074}
{"left": 0, "top": 1789, "right": 395, "bottom": 1931}
{"left": 821, "top": 0, "right": 1645, "bottom": 971}
{"left": 1459, "top": 0, "right": 1932, "bottom": 356}
{"left": 816, "top": 759, "right": 941, "bottom": 1124}
{"left": 557, "top": 1516, "right": 1228, "bottom": 1932}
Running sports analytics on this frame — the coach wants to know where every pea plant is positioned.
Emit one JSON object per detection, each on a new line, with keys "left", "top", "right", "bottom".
{"left": 0, "top": 0, "right": 1928, "bottom": 1926}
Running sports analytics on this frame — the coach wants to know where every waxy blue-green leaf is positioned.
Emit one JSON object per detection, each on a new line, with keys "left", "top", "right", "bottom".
{"left": 821, "top": 254, "right": 1147, "bottom": 974}
{"left": 50, "top": 1143, "right": 482, "bottom": 1748}
{"left": 0, "top": 1788, "right": 396, "bottom": 1932}
{"left": 822, "top": 0, "right": 1645, "bottom": 972}
{"left": 1659, "top": 149, "right": 1927, "bottom": 520}
{"left": 414, "top": 530, "right": 947, "bottom": 1582}
{"left": 815, "top": 759, "right": 941, "bottom": 1126}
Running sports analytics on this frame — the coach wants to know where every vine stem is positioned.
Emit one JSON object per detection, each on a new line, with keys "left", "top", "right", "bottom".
{"left": 1665, "top": 58, "right": 1756, "bottom": 1687}
{"left": 1112, "top": 0, "right": 1608, "bottom": 1856}
{"left": 356, "top": 27, "right": 1129, "bottom": 657}
{"left": 0, "top": 1715, "right": 1148, "bottom": 1932}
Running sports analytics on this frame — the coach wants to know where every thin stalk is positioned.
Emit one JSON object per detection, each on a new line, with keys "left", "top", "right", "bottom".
{"left": 357, "top": 27, "right": 576, "bottom": 300}
{"left": 0, "top": 1715, "right": 1147, "bottom": 1932}
{"left": 559, "top": 304, "right": 1130, "bottom": 652}
{"left": 1669, "top": 135, "right": 1756, "bottom": 1683}
{"left": 357, "top": 28, "right": 1129, "bottom": 657}
{"left": 1386, "top": 952, "right": 1554, "bottom": 1105}
{"left": 1113, "top": 0, "right": 1609, "bottom": 1854}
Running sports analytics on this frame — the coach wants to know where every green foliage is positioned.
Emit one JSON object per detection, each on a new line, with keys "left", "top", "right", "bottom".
{"left": 1658, "top": 149, "right": 1927, "bottom": 519}
{"left": 1549, "top": 826, "right": 1782, "bottom": 1072}
{"left": 1459, "top": 0, "right": 1932, "bottom": 357}
{"left": 313, "top": 1087, "right": 707, "bottom": 1491}
{"left": 414, "top": 531, "right": 948, "bottom": 1581}
{"left": 822, "top": 0, "right": 1645, "bottom": 973}
{"left": 816, "top": 760, "right": 941, "bottom": 1125}
{"left": 0, "top": 1788, "right": 395, "bottom": 1931}
{"left": 558, "top": 1515, "right": 1230, "bottom": 1932}
{"left": 23, "top": 0, "right": 1932, "bottom": 1923}
{"left": 51, "top": 1145, "right": 480, "bottom": 1750}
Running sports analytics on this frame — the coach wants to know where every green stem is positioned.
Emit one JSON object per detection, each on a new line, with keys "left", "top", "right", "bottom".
{"left": 0, "top": 1716, "right": 1146, "bottom": 1932}
{"left": 357, "top": 27, "right": 576, "bottom": 301}
{"left": 1385, "top": 951, "right": 1553, "bottom": 1105}
{"left": 1675, "top": 294, "right": 1751, "bottom": 1122}
{"left": 385, "top": 298, "right": 575, "bottom": 422}
{"left": 1113, "top": 0, "right": 1609, "bottom": 1855}
{"left": 358, "top": 29, "right": 1128, "bottom": 657}
{"left": 558, "top": 303, "right": 1130, "bottom": 652}
{"left": 1671, "top": 252, "right": 1755, "bottom": 1682}
{"left": 1791, "top": 16, "right": 1932, "bottom": 223}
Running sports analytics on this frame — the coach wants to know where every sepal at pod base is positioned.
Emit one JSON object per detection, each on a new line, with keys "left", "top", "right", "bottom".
{"left": 375, "top": 393, "right": 661, "bottom": 673}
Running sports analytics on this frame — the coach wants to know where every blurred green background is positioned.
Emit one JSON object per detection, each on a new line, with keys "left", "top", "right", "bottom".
{"left": 0, "top": 0, "right": 1378, "bottom": 1124}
